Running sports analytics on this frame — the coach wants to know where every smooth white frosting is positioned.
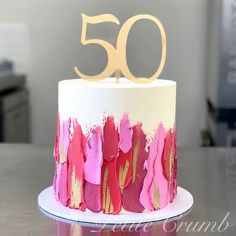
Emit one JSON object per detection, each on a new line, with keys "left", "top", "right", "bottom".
{"left": 58, "top": 78, "right": 176, "bottom": 136}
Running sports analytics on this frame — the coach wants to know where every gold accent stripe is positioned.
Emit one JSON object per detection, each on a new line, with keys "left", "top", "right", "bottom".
{"left": 153, "top": 184, "right": 160, "bottom": 209}
{"left": 132, "top": 142, "right": 139, "bottom": 183}
{"left": 105, "top": 187, "right": 111, "bottom": 213}
{"left": 70, "top": 167, "right": 82, "bottom": 208}
{"left": 102, "top": 168, "right": 109, "bottom": 212}
{"left": 169, "top": 148, "right": 174, "bottom": 178}
{"left": 119, "top": 160, "right": 130, "bottom": 189}
{"left": 59, "top": 141, "right": 67, "bottom": 163}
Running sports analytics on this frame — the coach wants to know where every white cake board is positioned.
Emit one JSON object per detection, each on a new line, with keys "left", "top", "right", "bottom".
{"left": 38, "top": 186, "right": 193, "bottom": 224}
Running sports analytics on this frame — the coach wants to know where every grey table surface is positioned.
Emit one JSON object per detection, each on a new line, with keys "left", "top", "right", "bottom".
{"left": 0, "top": 144, "right": 235, "bottom": 236}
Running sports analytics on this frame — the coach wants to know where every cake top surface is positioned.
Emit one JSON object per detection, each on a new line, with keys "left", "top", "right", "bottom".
{"left": 59, "top": 78, "right": 176, "bottom": 89}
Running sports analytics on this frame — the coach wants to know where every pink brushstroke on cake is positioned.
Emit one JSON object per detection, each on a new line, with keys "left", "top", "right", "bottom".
{"left": 84, "top": 127, "right": 103, "bottom": 185}
{"left": 59, "top": 119, "right": 70, "bottom": 163}
{"left": 140, "top": 125, "right": 162, "bottom": 210}
{"left": 171, "top": 126, "right": 178, "bottom": 201}
{"left": 151, "top": 124, "right": 169, "bottom": 209}
{"left": 119, "top": 113, "right": 133, "bottom": 153}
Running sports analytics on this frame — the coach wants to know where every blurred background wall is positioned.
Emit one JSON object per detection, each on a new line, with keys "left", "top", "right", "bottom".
{"left": 0, "top": 0, "right": 209, "bottom": 146}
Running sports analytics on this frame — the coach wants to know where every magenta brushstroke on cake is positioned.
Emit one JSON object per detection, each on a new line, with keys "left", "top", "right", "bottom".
{"left": 121, "top": 123, "right": 148, "bottom": 213}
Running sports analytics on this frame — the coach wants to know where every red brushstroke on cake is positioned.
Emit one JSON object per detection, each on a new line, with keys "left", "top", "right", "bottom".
{"left": 119, "top": 113, "right": 133, "bottom": 153}
{"left": 101, "top": 159, "right": 121, "bottom": 214}
{"left": 162, "top": 128, "right": 177, "bottom": 203}
{"left": 122, "top": 124, "right": 147, "bottom": 213}
{"left": 162, "top": 129, "right": 174, "bottom": 181}
{"left": 116, "top": 149, "right": 133, "bottom": 190}
{"left": 103, "top": 116, "right": 119, "bottom": 161}
{"left": 67, "top": 120, "right": 86, "bottom": 210}
{"left": 84, "top": 181, "right": 101, "bottom": 212}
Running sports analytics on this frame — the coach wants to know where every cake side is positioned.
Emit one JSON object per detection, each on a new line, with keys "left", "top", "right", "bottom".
{"left": 53, "top": 78, "right": 177, "bottom": 214}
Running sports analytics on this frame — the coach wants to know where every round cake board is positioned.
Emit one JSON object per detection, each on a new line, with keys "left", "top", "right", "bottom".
{"left": 38, "top": 186, "right": 193, "bottom": 225}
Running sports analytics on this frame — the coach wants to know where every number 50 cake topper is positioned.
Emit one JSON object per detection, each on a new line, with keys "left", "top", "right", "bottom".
{"left": 74, "top": 14, "right": 166, "bottom": 83}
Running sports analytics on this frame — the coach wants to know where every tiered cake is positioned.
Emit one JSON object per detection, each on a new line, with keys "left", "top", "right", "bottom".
{"left": 53, "top": 77, "right": 177, "bottom": 214}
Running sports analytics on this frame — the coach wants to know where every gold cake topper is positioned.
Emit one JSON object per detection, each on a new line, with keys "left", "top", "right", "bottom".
{"left": 74, "top": 14, "right": 166, "bottom": 83}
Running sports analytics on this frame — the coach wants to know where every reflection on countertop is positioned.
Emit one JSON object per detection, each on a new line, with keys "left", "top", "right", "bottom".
{"left": 0, "top": 145, "right": 235, "bottom": 235}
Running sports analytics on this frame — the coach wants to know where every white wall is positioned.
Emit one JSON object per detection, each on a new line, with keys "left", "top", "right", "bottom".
{"left": 0, "top": 0, "right": 208, "bottom": 146}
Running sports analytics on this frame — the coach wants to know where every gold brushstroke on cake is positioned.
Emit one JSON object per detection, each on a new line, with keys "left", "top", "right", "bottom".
{"left": 59, "top": 141, "right": 67, "bottom": 163}
{"left": 70, "top": 167, "right": 82, "bottom": 208}
{"left": 105, "top": 187, "right": 111, "bottom": 213}
{"left": 153, "top": 184, "right": 160, "bottom": 209}
{"left": 169, "top": 147, "right": 174, "bottom": 178}
{"left": 118, "top": 160, "right": 130, "bottom": 190}
{"left": 109, "top": 198, "right": 114, "bottom": 213}
{"left": 102, "top": 168, "right": 108, "bottom": 212}
{"left": 102, "top": 167, "right": 114, "bottom": 213}
{"left": 132, "top": 142, "right": 139, "bottom": 183}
